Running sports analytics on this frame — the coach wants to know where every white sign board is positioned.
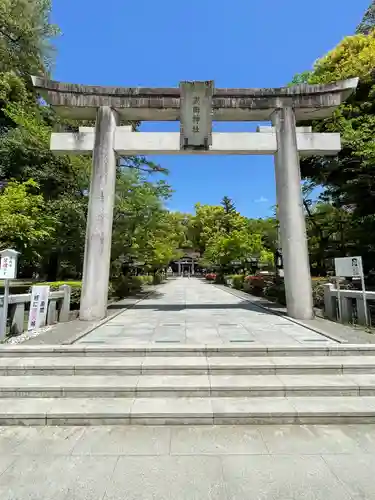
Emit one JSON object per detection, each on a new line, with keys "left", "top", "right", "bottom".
{"left": 0, "top": 253, "right": 17, "bottom": 280}
{"left": 334, "top": 256, "right": 363, "bottom": 278}
{"left": 180, "top": 80, "right": 213, "bottom": 149}
{"left": 27, "top": 285, "right": 50, "bottom": 331}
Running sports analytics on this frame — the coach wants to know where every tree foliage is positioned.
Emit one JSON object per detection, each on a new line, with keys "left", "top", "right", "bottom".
{"left": 357, "top": 1, "right": 375, "bottom": 35}
{"left": 0, "top": 0, "right": 59, "bottom": 76}
{"left": 188, "top": 201, "right": 274, "bottom": 274}
{"left": 0, "top": 179, "right": 55, "bottom": 263}
{"left": 292, "top": 27, "right": 375, "bottom": 275}
{"left": 0, "top": 0, "right": 285, "bottom": 290}
{"left": 0, "top": 0, "right": 182, "bottom": 283}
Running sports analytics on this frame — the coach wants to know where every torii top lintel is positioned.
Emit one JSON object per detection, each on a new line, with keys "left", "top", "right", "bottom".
{"left": 31, "top": 76, "right": 358, "bottom": 122}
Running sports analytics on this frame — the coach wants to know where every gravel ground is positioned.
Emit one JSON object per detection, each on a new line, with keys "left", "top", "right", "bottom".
{"left": 5, "top": 325, "right": 54, "bottom": 344}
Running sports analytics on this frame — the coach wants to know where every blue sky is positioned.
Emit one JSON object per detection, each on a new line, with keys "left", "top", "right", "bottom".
{"left": 51, "top": 0, "right": 368, "bottom": 218}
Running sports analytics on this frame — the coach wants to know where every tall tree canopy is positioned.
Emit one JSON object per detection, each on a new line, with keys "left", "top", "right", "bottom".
{"left": 357, "top": 1, "right": 375, "bottom": 35}
{"left": 187, "top": 202, "right": 274, "bottom": 275}
{"left": 0, "top": 0, "right": 180, "bottom": 283}
{"left": 291, "top": 26, "right": 375, "bottom": 275}
{"left": 0, "top": 0, "right": 58, "bottom": 76}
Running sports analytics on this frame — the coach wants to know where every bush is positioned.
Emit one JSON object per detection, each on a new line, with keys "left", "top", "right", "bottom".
{"left": 214, "top": 273, "right": 226, "bottom": 284}
{"left": 205, "top": 273, "right": 216, "bottom": 281}
{"left": 243, "top": 275, "right": 265, "bottom": 295}
{"left": 311, "top": 279, "right": 328, "bottom": 309}
{"left": 263, "top": 280, "right": 286, "bottom": 305}
{"left": 111, "top": 276, "right": 143, "bottom": 298}
{"left": 152, "top": 272, "right": 165, "bottom": 285}
{"left": 232, "top": 274, "right": 244, "bottom": 290}
{"left": 140, "top": 275, "right": 153, "bottom": 286}
{"left": 241, "top": 273, "right": 330, "bottom": 309}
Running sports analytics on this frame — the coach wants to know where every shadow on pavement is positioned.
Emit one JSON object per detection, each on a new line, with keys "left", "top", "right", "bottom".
{"left": 131, "top": 301, "right": 277, "bottom": 315}
{"left": 107, "top": 290, "right": 165, "bottom": 310}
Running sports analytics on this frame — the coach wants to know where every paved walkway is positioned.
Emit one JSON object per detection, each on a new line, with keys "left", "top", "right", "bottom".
{"left": 4, "top": 279, "right": 374, "bottom": 499}
{"left": 77, "top": 278, "right": 336, "bottom": 345}
{"left": 0, "top": 424, "right": 374, "bottom": 499}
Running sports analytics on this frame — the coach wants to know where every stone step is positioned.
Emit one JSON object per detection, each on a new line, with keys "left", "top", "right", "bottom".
{"left": 0, "top": 374, "right": 374, "bottom": 398}
{"left": 1, "top": 396, "right": 375, "bottom": 425}
{"left": 1, "top": 344, "right": 375, "bottom": 358}
{"left": 0, "top": 356, "right": 374, "bottom": 376}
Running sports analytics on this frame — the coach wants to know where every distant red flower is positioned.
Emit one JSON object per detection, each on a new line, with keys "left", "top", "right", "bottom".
{"left": 244, "top": 275, "right": 265, "bottom": 288}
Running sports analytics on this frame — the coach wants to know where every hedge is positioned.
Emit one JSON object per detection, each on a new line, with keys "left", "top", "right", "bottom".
{"left": 33, "top": 275, "right": 161, "bottom": 310}
{"left": 225, "top": 274, "right": 329, "bottom": 309}
{"left": 231, "top": 274, "right": 245, "bottom": 290}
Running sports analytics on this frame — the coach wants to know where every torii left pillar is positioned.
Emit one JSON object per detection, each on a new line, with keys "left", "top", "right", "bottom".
{"left": 80, "top": 106, "right": 119, "bottom": 321}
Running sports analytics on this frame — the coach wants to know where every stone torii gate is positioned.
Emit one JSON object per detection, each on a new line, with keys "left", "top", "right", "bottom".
{"left": 31, "top": 76, "right": 358, "bottom": 322}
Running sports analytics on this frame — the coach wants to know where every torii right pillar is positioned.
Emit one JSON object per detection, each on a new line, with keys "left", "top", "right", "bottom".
{"left": 272, "top": 107, "right": 313, "bottom": 319}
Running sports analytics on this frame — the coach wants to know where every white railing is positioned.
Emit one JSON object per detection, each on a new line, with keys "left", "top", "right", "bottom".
{"left": 0, "top": 285, "right": 71, "bottom": 336}
{"left": 324, "top": 283, "right": 375, "bottom": 325}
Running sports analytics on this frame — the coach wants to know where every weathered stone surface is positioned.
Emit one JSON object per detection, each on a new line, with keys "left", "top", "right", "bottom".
{"left": 1, "top": 424, "right": 375, "bottom": 499}
{"left": 0, "top": 455, "right": 118, "bottom": 500}
{"left": 76, "top": 279, "right": 336, "bottom": 346}
{"left": 31, "top": 75, "right": 359, "bottom": 121}
{"left": 170, "top": 425, "right": 268, "bottom": 455}
{"left": 105, "top": 456, "right": 226, "bottom": 499}
{"left": 259, "top": 424, "right": 367, "bottom": 454}
{"left": 221, "top": 455, "right": 353, "bottom": 499}
{"left": 272, "top": 106, "right": 313, "bottom": 320}
{"left": 79, "top": 106, "right": 119, "bottom": 322}
{"left": 71, "top": 425, "right": 171, "bottom": 456}
{"left": 50, "top": 130, "right": 341, "bottom": 157}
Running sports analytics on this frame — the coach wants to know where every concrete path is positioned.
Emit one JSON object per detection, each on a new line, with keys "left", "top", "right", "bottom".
{"left": 0, "top": 424, "right": 374, "bottom": 499}
{"left": 77, "top": 278, "right": 336, "bottom": 345}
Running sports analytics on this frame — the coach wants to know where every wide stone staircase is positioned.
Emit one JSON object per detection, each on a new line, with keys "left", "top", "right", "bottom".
{"left": 1, "top": 344, "right": 375, "bottom": 425}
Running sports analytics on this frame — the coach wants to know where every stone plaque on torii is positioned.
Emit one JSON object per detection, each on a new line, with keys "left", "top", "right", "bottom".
{"left": 180, "top": 80, "right": 213, "bottom": 150}
{"left": 31, "top": 76, "right": 358, "bottom": 322}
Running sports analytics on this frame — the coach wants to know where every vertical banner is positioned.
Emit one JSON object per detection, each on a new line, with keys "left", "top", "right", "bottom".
{"left": 180, "top": 80, "right": 213, "bottom": 150}
{"left": 27, "top": 285, "right": 50, "bottom": 331}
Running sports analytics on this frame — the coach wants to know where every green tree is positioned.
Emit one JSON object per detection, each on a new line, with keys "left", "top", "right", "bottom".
{"left": 247, "top": 217, "right": 278, "bottom": 254}
{"left": 41, "top": 195, "right": 88, "bottom": 280}
{"left": 0, "top": 179, "right": 55, "bottom": 268}
{"left": 221, "top": 196, "right": 237, "bottom": 234}
{"left": 203, "top": 229, "right": 265, "bottom": 275}
{"left": 357, "top": 1, "right": 375, "bottom": 35}
{"left": 189, "top": 198, "right": 274, "bottom": 277}
{"left": 0, "top": 0, "right": 183, "bottom": 291}
{"left": 292, "top": 31, "right": 375, "bottom": 273}
{"left": 221, "top": 196, "right": 236, "bottom": 214}
{"left": 190, "top": 203, "right": 226, "bottom": 255}
{"left": 111, "top": 169, "right": 175, "bottom": 275}
{"left": 0, "top": 0, "right": 59, "bottom": 131}
{"left": 0, "top": 0, "right": 59, "bottom": 76}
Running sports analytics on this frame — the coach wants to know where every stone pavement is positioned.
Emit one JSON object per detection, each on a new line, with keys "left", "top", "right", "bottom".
{"left": 4, "top": 279, "right": 373, "bottom": 498}
{"left": 0, "top": 424, "right": 375, "bottom": 498}
{"left": 217, "top": 284, "right": 375, "bottom": 345}
{"left": 23, "top": 286, "right": 160, "bottom": 346}
{"left": 77, "top": 278, "right": 338, "bottom": 345}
